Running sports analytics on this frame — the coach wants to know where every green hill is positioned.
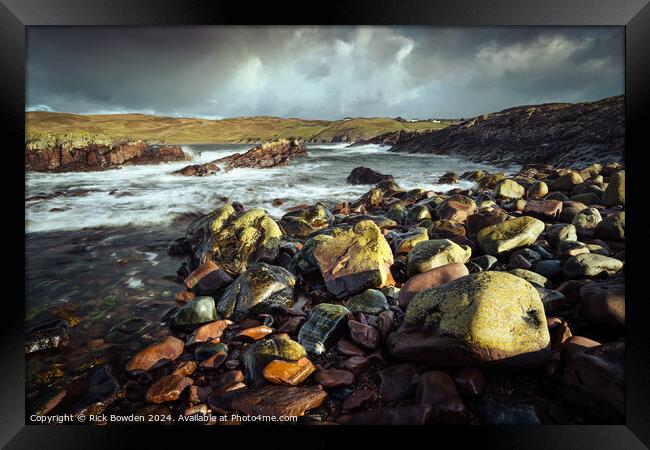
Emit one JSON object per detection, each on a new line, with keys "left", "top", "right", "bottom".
{"left": 25, "top": 111, "right": 451, "bottom": 145}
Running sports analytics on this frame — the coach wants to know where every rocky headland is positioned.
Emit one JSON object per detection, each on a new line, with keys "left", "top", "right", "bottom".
{"left": 359, "top": 95, "right": 624, "bottom": 167}
{"left": 27, "top": 154, "right": 626, "bottom": 425}
{"left": 25, "top": 132, "right": 189, "bottom": 172}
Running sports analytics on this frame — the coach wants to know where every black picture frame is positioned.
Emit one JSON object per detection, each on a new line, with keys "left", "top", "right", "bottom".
{"left": 2, "top": 0, "right": 649, "bottom": 448}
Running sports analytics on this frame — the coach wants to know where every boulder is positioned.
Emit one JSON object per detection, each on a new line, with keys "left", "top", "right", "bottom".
{"left": 601, "top": 170, "right": 625, "bottom": 206}
{"left": 387, "top": 271, "right": 550, "bottom": 368}
{"left": 580, "top": 279, "right": 625, "bottom": 326}
{"left": 216, "top": 263, "right": 295, "bottom": 321}
{"left": 398, "top": 263, "right": 469, "bottom": 308}
{"left": 562, "top": 342, "right": 624, "bottom": 423}
{"left": 346, "top": 166, "right": 394, "bottom": 185}
{"left": 241, "top": 334, "right": 307, "bottom": 382}
{"left": 563, "top": 254, "right": 623, "bottom": 279}
{"left": 126, "top": 336, "right": 185, "bottom": 372}
{"left": 526, "top": 181, "right": 548, "bottom": 199}
{"left": 595, "top": 211, "right": 625, "bottom": 241}
{"left": 406, "top": 239, "right": 472, "bottom": 278}
{"left": 313, "top": 221, "right": 394, "bottom": 298}
{"left": 522, "top": 199, "right": 562, "bottom": 220}
{"left": 194, "top": 205, "right": 282, "bottom": 276}
{"left": 477, "top": 216, "right": 545, "bottom": 255}
{"left": 345, "top": 289, "right": 390, "bottom": 314}
{"left": 493, "top": 179, "right": 525, "bottom": 200}
{"left": 169, "top": 296, "right": 217, "bottom": 330}
{"left": 212, "top": 139, "right": 307, "bottom": 169}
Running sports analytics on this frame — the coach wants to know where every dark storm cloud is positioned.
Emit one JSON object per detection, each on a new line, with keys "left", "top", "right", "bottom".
{"left": 26, "top": 26, "right": 623, "bottom": 119}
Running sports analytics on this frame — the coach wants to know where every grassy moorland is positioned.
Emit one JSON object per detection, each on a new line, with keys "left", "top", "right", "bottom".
{"left": 25, "top": 111, "right": 451, "bottom": 145}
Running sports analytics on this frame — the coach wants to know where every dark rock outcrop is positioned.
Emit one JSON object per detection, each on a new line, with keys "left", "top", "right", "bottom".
{"left": 364, "top": 96, "right": 623, "bottom": 167}
{"left": 212, "top": 139, "right": 307, "bottom": 169}
{"left": 25, "top": 133, "right": 189, "bottom": 172}
{"left": 346, "top": 167, "right": 394, "bottom": 185}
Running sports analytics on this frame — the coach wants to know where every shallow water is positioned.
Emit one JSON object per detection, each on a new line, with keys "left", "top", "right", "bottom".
{"left": 25, "top": 143, "right": 514, "bottom": 232}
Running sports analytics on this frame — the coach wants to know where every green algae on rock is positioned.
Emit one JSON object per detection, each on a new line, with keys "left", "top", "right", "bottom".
{"left": 477, "top": 216, "right": 544, "bottom": 255}
{"left": 313, "top": 220, "right": 394, "bottom": 298}
{"left": 345, "top": 289, "right": 390, "bottom": 314}
{"left": 406, "top": 239, "right": 472, "bottom": 278}
{"left": 388, "top": 271, "right": 550, "bottom": 368}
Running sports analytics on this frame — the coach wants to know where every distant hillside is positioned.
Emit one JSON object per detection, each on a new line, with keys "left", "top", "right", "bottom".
{"left": 25, "top": 112, "right": 451, "bottom": 145}
{"left": 372, "top": 95, "right": 624, "bottom": 167}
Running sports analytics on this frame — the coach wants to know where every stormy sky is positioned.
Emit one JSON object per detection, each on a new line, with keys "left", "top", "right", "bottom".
{"left": 26, "top": 26, "right": 624, "bottom": 120}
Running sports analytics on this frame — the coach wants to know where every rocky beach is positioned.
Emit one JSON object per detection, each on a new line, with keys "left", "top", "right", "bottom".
{"left": 25, "top": 97, "right": 625, "bottom": 426}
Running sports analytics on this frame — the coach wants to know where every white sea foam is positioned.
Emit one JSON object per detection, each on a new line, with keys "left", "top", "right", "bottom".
{"left": 26, "top": 143, "right": 516, "bottom": 233}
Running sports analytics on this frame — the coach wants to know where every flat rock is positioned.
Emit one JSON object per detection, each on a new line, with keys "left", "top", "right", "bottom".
{"left": 231, "top": 385, "right": 327, "bottom": 417}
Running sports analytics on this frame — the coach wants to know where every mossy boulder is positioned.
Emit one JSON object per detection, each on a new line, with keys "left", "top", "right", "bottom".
{"left": 547, "top": 223, "right": 577, "bottom": 246}
{"left": 477, "top": 216, "right": 545, "bottom": 255}
{"left": 216, "top": 263, "right": 295, "bottom": 321}
{"left": 550, "top": 172, "right": 584, "bottom": 191}
{"left": 601, "top": 170, "right": 625, "bottom": 206}
{"left": 241, "top": 334, "right": 307, "bottom": 382}
{"left": 406, "top": 239, "right": 472, "bottom": 277}
{"left": 313, "top": 220, "right": 394, "bottom": 298}
{"left": 563, "top": 254, "right": 623, "bottom": 279}
{"left": 293, "top": 234, "right": 334, "bottom": 276}
{"left": 571, "top": 207, "right": 602, "bottom": 238}
{"left": 387, "top": 271, "right": 550, "bottom": 368}
{"left": 493, "top": 179, "right": 525, "bottom": 200}
{"left": 198, "top": 205, "right": 282, "bottom": 276}
{"left": 345, "top": 289, "right": 390, "bottom": 314}
{"left": 279, "top": 203, "right": 335, "bottom": 238}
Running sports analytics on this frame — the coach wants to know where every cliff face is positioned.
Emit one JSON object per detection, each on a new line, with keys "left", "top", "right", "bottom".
{"left": 25, "top": 133, "right": 189, "bottom": 172}
{"left": 382, "top": 95, "right": 624, "bottom": 167}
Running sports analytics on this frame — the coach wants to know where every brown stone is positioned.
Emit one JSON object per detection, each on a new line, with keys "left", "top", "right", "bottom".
{"left": 126, "top": 336, "right": 184, "bottom": 372}
{"left": 453, "top": 367, "right": 486, "bottom": 396}
{"left": 235, "top": 325, "right": 274, "bottom": 342}
{"left": 336, "top": 339, "right": 367, "bottom": 356}
{"left": 231, "top": 385, "right": 327, "bottom": 417}
{"left": 341, "top": 356, "right": 370, "bottom": 375}
{"left": 145, "top": 374, "right": 193, "bottom": 404}
{"left": 186, "top": 320, "right": 233, "bottom": 346}
{"left": 398, "top": 263, "right": 469, "bottom": 308}
{"left": 561, "top": 336, "right": 602, "bottom": 363}
{"left": 200, "top": 352, "right": 227, "bottom": 371}
{"left": 341, "top": 388, "right": 377, "bottom": 410}
{"left": 277, "top": 316, "right": 306, "bottom": 335}
{"left": 580, "top": 280, "right": 625, "bottom": 327}
{"left": 378, "top": 364, "right": 421, "bottom": 400}
{"left": 314, "top": 369, "right": 355, "bottom": 387}
{"left": 173, "top": 360, "right": 197, "bottom": 377}
{"left": 347, "top": 320, "right": 380, "bottom": 350}
{"left": 416, "top": 371, "right": 467, "bottom": 422}
{"left": 523, "top": 199, "right": 563, "bottom": 220}
{"left": 438, "top": 200, "right": 474, "bottom": 222}
{"left": 184, "top": 260, "right": 233, "bottom": 293}
{"left": 377, "top": 310, "right": 395, "bottom": 341}
{"left": 175, "top": 290, "right": 195, "bottom": 303}
{"left": 548, "top": 319, "right": 573, "bottom": 354}
{"left": 263, "top": 357, "right": 315, "bottom": 386}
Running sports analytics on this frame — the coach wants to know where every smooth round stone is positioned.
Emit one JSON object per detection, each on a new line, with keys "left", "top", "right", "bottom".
{"left": 341, "top": 388, "right": 377, "bottom": 410}
{"left": 126, "top": 336, "right": 185, "bottom": 372}
{"left": 527, "top": 181, "right": 548, "bottom": 199}
{"left": 572, "top": 207, "right": 602, "bottom": 238}
{"left": 169, "top": 296, "right": 217, "bottom": 330}
{"left": 547, "top": 223, "right": 577, "bottom": 246}
{"left": 407, "top": 239, "right": 472, "bottom": 277}
{"left": 563, "top": 254, "right": 623, "bottom": 279}
{"left": 546, "top": 192, "right": 569, "bottom": 201}
{"left": 557, "top": 241, "right": 590, "bottom": 260}
{"left": 415, "top": 371, "right": 467, "bottom": 423}
{"left": 263, "top": 356, "right": 316, "bottom": 386}
{"left": 194, "top": 341, "right": 228, "bottom": 361}
{"left": 145, "top": 375, "right": 193, "bottom": 404}
{"left": 532, "top": 260, "right": 563, "bottom": 281}
{"left": 235, "top": 325, "right": 274, "bottom": 342}
{"left": 378, "top": 364, "right": 421, "bottom": 400}
{"left": 337, "top": 339, "right": 367, "bottom": 356}
{"left": 314, "top": 369, "right": 355, "bottom": 387}
{"left": 509, "top": 268, "right": 549, "bottom": 288}
{"left": 601, "top": 170, "right": 625, "bottom": 206}
{"left": 398, "top": 263, "right": 469, "bottom": 309}
{"left": 580, "top": 280, "right": 625, "bottom": 327}
{"left": 406, "top": 205, "right": 432, "bottom": 222}
{"left": 345, "top": 289, "right": 390, "bottom": 314}
{"left": 241, "top": 334, "right": 307, "bottom": 383}
{"left": 595, "top": 211, "right": 625, "bottom": 241}
{"left": 550, "top": 171, "right": 583, "bottom": 191}
{"left": 476, "top": 216, "right": 545, "bottom": 255}
{"left": 341, "top": 356, "right": 371, "bottom": 375}
{"left": 535, "top": 287, "right": 567, "bottom": 314}
{"left": 186, "top": 319, "right": 233, "bottom": 346}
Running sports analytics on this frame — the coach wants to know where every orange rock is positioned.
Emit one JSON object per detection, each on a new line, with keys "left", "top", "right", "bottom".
{"left": 200, "top": 351, "right": 227, "bottom": 370}
{"left": 184, "top": 260, "right": 233, "bottom": 292}
{"left": 145, "top": 374, "right": 193, "bottom": 403}
{"left": 263, "top": 357, "right": 316, "bottom": 386}
{"left": 175, "top": 290, "right": 195, "bottom": 303}
{"left": 186, "top": 320, "right": 233, "bottom": 346}
{"left": 173, "top": 360, "right": 197, "bottom": 377}
{"left": 126, "top": 336, "right": 184, "bottom": 372}
{"left": 235, "top": 325, "right": 273, "bottom": 341}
